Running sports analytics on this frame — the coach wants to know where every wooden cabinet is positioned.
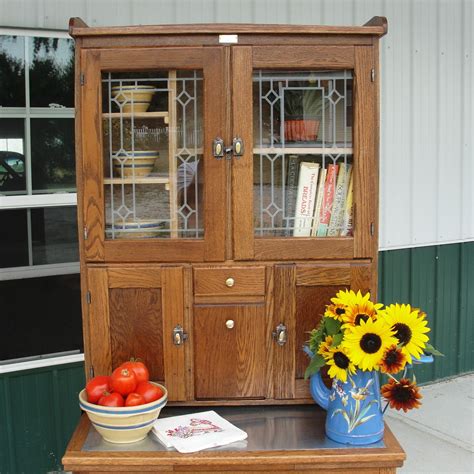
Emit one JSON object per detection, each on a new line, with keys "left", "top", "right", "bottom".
{"left": 71, "top": 17, "right": 387, "bottom": 404}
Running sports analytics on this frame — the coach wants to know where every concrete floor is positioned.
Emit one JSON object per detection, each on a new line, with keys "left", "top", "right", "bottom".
{"left": 386, "top": 373, "right": 474, "bottom": 473}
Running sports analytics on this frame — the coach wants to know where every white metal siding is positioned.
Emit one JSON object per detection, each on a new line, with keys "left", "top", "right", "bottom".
{"left": 1, "top": 0, "right": 472, "bottom": 250}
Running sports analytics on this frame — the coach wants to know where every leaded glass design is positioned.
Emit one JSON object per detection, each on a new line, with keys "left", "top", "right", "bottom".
{"left": 102, "top": 71, "right": 203, "bottom": 239}
{"left": 253, "top": 70, "right": 353, "bottom": 237}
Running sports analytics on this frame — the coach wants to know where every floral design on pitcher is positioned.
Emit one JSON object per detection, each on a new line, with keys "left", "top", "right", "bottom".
{"left": 331, "top": 376, "right": 379, "bottom": 432}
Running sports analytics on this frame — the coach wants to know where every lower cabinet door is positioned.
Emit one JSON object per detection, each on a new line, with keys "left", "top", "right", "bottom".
{"left": 86, "top": 265, "right": 187, "bottom": 401}
{"left": 194, "top": 304, "right": 267, "bottom": 399}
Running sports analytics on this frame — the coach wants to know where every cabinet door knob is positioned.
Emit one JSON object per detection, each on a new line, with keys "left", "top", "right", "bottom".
{"left": 225, "top": 277, "right": 235, "bottom": 287}
{"left": 226, "top": 319, "right": 235, "bottom": 329}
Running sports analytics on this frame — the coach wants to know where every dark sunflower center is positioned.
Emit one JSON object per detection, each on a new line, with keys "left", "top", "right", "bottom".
{"left": 385, "top": 349, "right": 399, "bottom": 365}
{"left": 354, "top": 313, "right": 370, "bottom": 325}
{"left": 393, "top": 385, "right": 412, "bottom": 402}
{"left": 360, "top": 333, "right": 382, "bottom": 354}
{"left": 335, "top": 307, "right": 346, "bottom": 316}
{"left": 333, "top": 351, "right": 350, "bottom": 369}
{"left": 393, "top": 323, "right": 412, "bottom": 345}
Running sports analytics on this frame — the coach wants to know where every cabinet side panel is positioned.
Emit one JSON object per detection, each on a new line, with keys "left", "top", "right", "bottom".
{"left": 353, "top": 46, "right": 377, "bottom": 259}
{"left": 81, "top": 50, "right": 105, "bottom": 261}
{"left": 87, "top": 267, "right": 112, "bottom": 376}
{"left": 109, "top": 288, "right": 164, "bottom": 381}
{"left": 162, "top": 267, "right": 187, "bottom": 401}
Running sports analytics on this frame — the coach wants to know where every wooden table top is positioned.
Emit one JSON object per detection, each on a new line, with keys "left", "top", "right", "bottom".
{"left": 63, "top": 405, "right": 405, "bottom": 473}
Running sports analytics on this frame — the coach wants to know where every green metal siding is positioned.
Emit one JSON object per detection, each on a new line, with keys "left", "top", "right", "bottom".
{"left": 0, "top": 362, "right": 84, "bottom": 474}
{"left": 378, "top": 242, "right": 474, "bottom": 384}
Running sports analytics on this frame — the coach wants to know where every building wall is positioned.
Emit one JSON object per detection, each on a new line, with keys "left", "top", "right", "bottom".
{"left": 0, "top": 0, "right": 473, "bottom": 250}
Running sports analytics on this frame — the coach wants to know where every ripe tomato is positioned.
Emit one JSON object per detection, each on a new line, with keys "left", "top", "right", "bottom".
{"left": 110, "top": 367, "right": 137, "bottom": 396}
{"left": 86, "top": 375, "right": 111, "bottom": 404}
{"left": 125, "top": 392, "right": 146, "bottom": 407}
{"left": 120, "top": 359, "right": 150, "bottom": 385}
{"left": 98, "top": 392, "right": 124, "bottom": 407}
{"left": 135, "top": 381, "right": 164, "bottom": 403}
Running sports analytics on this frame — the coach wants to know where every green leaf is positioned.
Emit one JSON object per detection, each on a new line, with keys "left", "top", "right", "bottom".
{"left": 331, "top": 333, "right": 344, "bottom": 347}
{"left": 424, "top": 343, "right": 445, "bottom": 357}
{"left": 324, "top": 317, "right": 341, "bottom": 336}
{"left": 304, "top": 354, "right": 326, "bottom": 380}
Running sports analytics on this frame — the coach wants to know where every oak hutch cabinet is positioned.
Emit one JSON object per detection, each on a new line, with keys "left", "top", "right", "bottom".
{"left": 71, "top": 17, "right": 386, "bottom": 405}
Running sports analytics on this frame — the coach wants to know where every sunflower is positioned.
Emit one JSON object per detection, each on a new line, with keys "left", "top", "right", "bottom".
{"left": 380, "top": 345, "right": 407, "bottom": 374}
{"left": 317, "top": 335, "right": 334, "bottom": 358}
{"left": 379, "top": 303, "right": 430, "bottom": 363}
{"left": 381, "top": 378, "right": 422, "bottom": 412}
{"left": 331, "top": 289, "right": 373, "bottom": 307}
{"left": 343, "top": 318, "right": 397, "bottom": 371}
{"left": 324, "top": 303, "right": 347, "bottom": 322}
{"left": 325, "top": 346, "right": 356, "bottom": 383}
{"left": 342, "top": 300, "right": 382, "bottom": 327}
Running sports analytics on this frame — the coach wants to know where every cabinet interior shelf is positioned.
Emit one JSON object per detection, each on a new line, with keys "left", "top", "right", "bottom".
{"left": 102, "top": 111, "right": 169, "bottom": 123}
{"left": 104, "top": 176, "right": 170, "bottom": 185}
{"left": 253, "top": 147, "right": 353, "bottom": 155}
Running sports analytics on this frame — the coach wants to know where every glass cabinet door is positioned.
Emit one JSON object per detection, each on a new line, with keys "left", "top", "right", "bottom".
{"left": 253, "top": 70, "right": 353, "bottom": 238}
{"left": 232, "top": 46, "right": 376, "bottom": 261}
{"left": 102, "top": 71, "right": 203, "bottom": 240}
{"left": 80, "top": 48, "right": 226, "bottom": 262}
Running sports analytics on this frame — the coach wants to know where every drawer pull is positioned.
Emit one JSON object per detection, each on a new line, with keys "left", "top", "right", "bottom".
{"left": 225, "top": 319, "right": 235, "bottom": 329}
{"left": 225, "top": 277, "right": 235, "bottom": 287}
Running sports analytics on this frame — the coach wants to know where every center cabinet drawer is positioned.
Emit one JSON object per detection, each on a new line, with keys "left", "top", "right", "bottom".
{"left": 193, "top": 266, "right": 266, "bottom": 297}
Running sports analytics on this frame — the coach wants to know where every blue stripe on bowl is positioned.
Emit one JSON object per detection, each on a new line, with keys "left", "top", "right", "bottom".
{"left": 80, "top": 396, "right": 167, "bottom": 415}
{"left": 92, "top": 418, "right": 156, "bottom": 430}
{"left": 106, "top": 222, "right": 165, "bottom": 230}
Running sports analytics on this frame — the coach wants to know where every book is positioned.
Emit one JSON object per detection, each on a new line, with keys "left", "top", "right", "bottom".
{"left": 316, "top": 164, "right": 339, "bottom": 236}
{"left": 310, "top": 167, "right": 327, "bottom": 236}
{"left": 284, "top": 155, "right": 300, "bottom": 236}
{"left": 340, "top": 172, "right": 354, "bottom": 236}
{"left": 152, "top": 410, "right": 248, "bottom": 453}
{"left": 327, "top": 163, "right": 352, "bottom": 236}
{"left": 293, "top": 162, "right": 320, "bottom": 237}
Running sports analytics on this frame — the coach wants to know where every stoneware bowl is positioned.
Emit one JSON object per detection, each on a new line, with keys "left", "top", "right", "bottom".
{"left": 112, "top": 150, "right": 159, "bottom": 178}
{"left": 78, "top": 382, "right": 168, "bottom": 444}
{"left": 111, "top": 85, "right": 155, "bottom": 113}
{"left": 105, "top": 219, "right": 167, "bottom": 239}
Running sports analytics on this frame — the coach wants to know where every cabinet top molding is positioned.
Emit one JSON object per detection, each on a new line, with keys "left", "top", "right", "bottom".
{"left": 69, "top": 16, "right": 387, "bottom": 38}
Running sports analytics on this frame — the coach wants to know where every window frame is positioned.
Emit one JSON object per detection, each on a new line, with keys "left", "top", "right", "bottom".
{"left": 0, "top": 28, "right": 82, "bottom": 370}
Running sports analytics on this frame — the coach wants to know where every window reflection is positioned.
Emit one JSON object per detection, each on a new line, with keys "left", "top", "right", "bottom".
{"left": 29, "top": 37, "right": 74, "bottom": 108}
{"left": 0, "top": 119, "right": 26, "bottom": 195}
{"left": 0, "top": 36, "right": 25, "bottom": 107}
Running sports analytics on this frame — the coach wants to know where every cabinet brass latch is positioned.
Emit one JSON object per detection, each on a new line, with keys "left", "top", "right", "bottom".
{"left": 172, "top": 324, "right": 188, "bottom": 346}
{"left": 213, "top": 137, "right": 244, "bottom": 160}
{"left": 272, "top": 323, "right": 288, "bottom": 346}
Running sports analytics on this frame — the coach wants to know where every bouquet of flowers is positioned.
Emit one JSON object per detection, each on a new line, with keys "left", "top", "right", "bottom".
{"left": 305, "top": 289, "right": 442, "bottom": 412}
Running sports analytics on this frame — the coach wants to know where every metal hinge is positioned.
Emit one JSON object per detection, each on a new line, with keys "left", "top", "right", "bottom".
{"left": 89, "top": 365, "right": 95, "bottom": 379}
{"left": 80, "top": 73, "right": 85, "bottom": 86}
{"left": 86, "top": 291, "right": 91, "bottom": 304}
{"left": 83, "top": 226, "right": 88, "bottom": 240}
{"left": 370, "top": 222, "right": 375, "bottom": 236}
{"left": 371, "top": 68, "right": 375, "bottom": 82}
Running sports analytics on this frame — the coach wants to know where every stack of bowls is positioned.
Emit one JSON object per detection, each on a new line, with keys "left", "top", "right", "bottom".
{"left": 78, "top": 382, "right": 168, "bottom": 444}
{"left": 111, "top": 85, "right": 155, "bottom": 113}
{"left": 112, "top": 150, "right": 159, "bottom": 178}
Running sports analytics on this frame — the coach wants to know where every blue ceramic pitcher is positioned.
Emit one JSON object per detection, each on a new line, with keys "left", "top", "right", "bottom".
{"left": 310, "top": 367, "right": 384, "bottom": 445}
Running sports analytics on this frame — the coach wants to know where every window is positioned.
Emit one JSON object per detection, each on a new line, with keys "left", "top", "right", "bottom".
{"left": 0, "top": 30, "right": 82, "bottom": 369}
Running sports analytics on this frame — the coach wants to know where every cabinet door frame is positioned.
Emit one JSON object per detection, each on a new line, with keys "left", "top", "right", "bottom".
{"left": 86, "top": 265, "right": 187, "bottom": 401}
{"left": 231, "top": 45, "right": 378, "bottom": 261}
{"left": 80, "top": 47, "right": 227, "bottom": 263}
{"left": 272, "top": 261, "right": 372, "bottom": 400}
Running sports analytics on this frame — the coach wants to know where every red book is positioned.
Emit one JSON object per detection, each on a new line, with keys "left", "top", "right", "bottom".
{"left": 316, "top": 164, "right": 339, "bottom": 236}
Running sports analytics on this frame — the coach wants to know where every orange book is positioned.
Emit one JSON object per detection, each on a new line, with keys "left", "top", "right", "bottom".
{"left": 316, "top": 164, "right": 339, "bottom": 236}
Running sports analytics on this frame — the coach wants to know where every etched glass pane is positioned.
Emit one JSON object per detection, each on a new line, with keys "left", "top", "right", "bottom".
{"left": 253, "top": 70, "right": 353, "bottom": 237}
{"left": 102, "top": 71, "right": 203, "bottom": 239}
